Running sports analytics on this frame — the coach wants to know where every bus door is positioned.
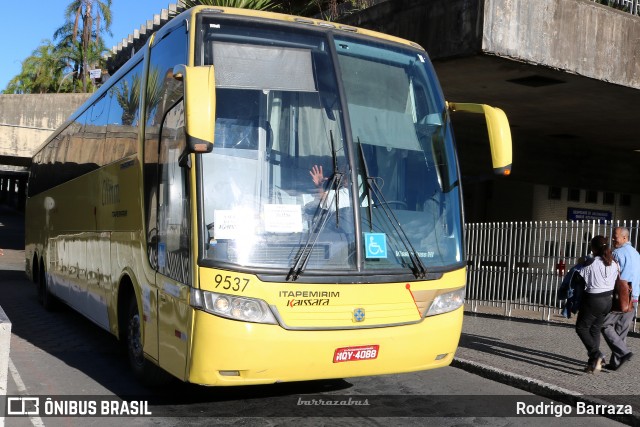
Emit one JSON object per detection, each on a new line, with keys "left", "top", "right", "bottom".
{"left": 155, "top": 100, "right": 192, "bottom": 379}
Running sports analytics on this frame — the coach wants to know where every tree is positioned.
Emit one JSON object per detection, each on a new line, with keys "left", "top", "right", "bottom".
{"left": 53, "top": 22, "right": 82, "bottom": 92}
{"left": 63, "top": 0, "right": 113, "bottom": 92}
{"left": 3, "top": 40, "right": 66, "bottom": 94}
{"left": 179, "top": 0, "right": 375, "bottom": 21}
{"left": 179, "top": 0, "right": 280, "bottom": 10}
{"left": 2, "top": 0, "right": 378, "bottom": 93}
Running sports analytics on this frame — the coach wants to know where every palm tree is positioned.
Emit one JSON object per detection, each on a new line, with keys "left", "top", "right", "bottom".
{"left": 110, "top": 75, "right": 140, "bottom": 125}
{"left": 30, "top": 42, "right": 66, "bottom": 93}
{"left": 300, "top": 0, "right": 376, "bottom": 20}
{"left": 4, "top": 69, "right": 33, "bottom": 94}
{"left": 3, "top": 40, "right": 66, "bottom": 94}
{"left": 179, "top": 0, "right": 280, "bottom": 10}
{"left": 64, "top": 0, "right": 113, "bottom": 92}
{"left": 179, "top": 0, "right": 374, "bottom": 21}
{"left": 109, "top": 67, "right": 163, "bottom": 126}
{"left": 54, "top": 22, "right": 82, "bottom": 92}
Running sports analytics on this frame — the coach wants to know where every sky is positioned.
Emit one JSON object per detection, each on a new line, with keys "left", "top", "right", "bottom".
{"left": 0, "top": 0, "right": 178, "bottom": 91}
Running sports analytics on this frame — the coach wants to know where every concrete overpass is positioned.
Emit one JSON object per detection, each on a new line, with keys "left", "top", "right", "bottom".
{"left": 0, "top": 94, "right": 90, "bottom": 208}
{"left": 339, "top": 0, "right": 640, "bottom": 221}
{"left": 1, "top": 0, "right": 638, "bottom": 221}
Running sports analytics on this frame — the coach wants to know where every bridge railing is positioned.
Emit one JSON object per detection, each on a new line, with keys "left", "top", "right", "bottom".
{"left": 591, "top": 0, "right": 640, "bottom": 15}
{"left": 465, "top": 220, "right": 639, "bottom": 330}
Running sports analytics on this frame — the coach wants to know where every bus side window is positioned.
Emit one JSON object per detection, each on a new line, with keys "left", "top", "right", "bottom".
{"left": 157, "top": 100, "right": 191, "bottom": 285}
{"left": 144, "top": 25, "right": 188, "bottom": 271}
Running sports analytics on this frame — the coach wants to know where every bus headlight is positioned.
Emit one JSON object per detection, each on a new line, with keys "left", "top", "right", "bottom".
{"left": 191, "top": 289, "right": 277, "bottom": 325}
{"left": 425, "top": 288, "right": 465, "bottom": 317}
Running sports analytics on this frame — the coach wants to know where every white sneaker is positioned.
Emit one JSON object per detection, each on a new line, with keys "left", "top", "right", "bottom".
{"left": 594, "top": 357, "right": 604, "bottom": 372}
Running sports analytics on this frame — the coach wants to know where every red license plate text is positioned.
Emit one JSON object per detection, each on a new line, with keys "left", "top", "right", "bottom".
{"left": 333, "top": 345, "right": 380, "bottom": 363}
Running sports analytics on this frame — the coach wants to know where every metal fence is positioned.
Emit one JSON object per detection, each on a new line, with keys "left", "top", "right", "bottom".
{"left": 465, "top": 220, "right": 639, "bottom": 329}
{"left": 591, "top": 0, "right": 640, "bottom": 15}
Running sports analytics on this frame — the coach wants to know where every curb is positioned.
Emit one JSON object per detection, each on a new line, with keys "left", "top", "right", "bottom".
{"left": 452, "top": 357, "right": 640, "bottom": 426}
{"left": 0, "top": 304, "right": 11, "bottom": 427}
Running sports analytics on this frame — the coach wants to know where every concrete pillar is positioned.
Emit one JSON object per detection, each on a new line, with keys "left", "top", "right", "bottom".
{"left": 0, "top": 178, "right": 7, "bottom": 203}
{"left": 17, "top": 177, "right": 26, "bottom": 211}
{"left": 7, "top": 177, "right": 15, "bottom": 207}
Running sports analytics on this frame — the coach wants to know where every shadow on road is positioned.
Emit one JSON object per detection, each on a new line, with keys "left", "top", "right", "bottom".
{"left": 2, "top": 268, "right": 354, "bottom": 404}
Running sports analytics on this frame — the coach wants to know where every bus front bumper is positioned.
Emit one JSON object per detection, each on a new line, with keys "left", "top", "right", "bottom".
{"left": 187, "top": 307, "right": 463, "bottom": 386}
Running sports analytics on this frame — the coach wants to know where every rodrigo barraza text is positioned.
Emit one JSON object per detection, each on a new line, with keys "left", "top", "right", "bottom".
{"left": 516, "top": 401, "right": 632, "bottom": 417}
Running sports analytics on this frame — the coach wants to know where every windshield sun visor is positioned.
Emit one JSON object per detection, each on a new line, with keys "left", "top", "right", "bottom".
{"left": 212, "top": 42, "right": 317, "bottom": 92}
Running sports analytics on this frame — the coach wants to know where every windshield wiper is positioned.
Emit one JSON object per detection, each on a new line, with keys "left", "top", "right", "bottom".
{"left": 329, "top": 130, "right": 341, "bottom": 228}
{"left": 287, "top": 172, "right": 344, "bottom": 281}
{"left": 287, "top": 131, "right": 343, "bottom": 281}
{"left": 357, "top": 141, "right": 427, "bottom": 279}
{"left": 357, "top": 141, "right": 374, "bottom": 231}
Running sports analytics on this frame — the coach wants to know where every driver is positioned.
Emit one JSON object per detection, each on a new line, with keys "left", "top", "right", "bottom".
{"left": 309, "top": 164, "right": 372, "bottom": 212}
{"left": 309, "top": 164, "right": 351, "bottom": 211}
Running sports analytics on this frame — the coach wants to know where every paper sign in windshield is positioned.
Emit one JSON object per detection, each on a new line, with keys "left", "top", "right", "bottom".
{"left": 214, "top": 210, "right": 255, "bottom": 239}
{"left": 264, "top": 204, "right": 302, "bottom": 233}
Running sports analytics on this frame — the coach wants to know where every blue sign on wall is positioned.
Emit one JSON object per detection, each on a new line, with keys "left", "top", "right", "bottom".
{"left": 567, "top": 208, "right": 612, "bottom": 222}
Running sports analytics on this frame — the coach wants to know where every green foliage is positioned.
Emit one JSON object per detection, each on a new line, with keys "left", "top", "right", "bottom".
{"left": 3, "top": 0, "right": 377, "bottom": 93}
{"left": 3, "top": 0, "right": 112, "bottom": 93}
{"left": 62, "top": 0, "right": 113, "bottom": 92}
{"left": 109, "top": 67, "right": 162, "bottom": 126}
{"left": 593, "top": 0, "right": 633, "bottom": 12}
{"left": 110, "top": 74, "right": 140, "bottom": 125}
{"left": 145, "top": 68, "right": 164, "bottom": 118}
{"left": 179, "top": 0, "right": 280, "bottom": 10}
{"left": 178, "top": 0, "right": 375, "bottom": 19}
{"left": 3, "top": 40, "right": 67, "bottom": 94}
{"left": 284, "top": 0, "right": 376, "bottom": 21}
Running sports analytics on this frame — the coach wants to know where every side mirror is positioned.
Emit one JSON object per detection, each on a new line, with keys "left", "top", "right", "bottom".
{"left": 173, "top": 64, "right": 216, "bottom": 153}
{"left": 447, "top": 102, "right": 512, "bottom": 176}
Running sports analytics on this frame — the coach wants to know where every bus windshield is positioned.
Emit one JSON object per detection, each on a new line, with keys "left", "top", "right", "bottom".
{"left": 198, "top": 19, "right": 462, "bottom": 275}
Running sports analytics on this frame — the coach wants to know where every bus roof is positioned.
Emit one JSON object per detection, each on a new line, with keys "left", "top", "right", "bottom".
{"left": 186, "top": 5, "right": 424, "bottom": 51}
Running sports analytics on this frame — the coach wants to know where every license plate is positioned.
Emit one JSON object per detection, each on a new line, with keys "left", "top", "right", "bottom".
{"left": 333, "top": 345, "right": 380, "bottom": 363}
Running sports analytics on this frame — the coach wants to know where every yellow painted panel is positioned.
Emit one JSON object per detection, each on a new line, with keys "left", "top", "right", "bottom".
{"left": 188, "top": 305, "right": 463, "bottom": 386}
{"left": 199, "top": 267, "right": 465, "bottom": 328}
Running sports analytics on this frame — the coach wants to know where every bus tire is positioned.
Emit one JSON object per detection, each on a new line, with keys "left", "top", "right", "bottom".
{"left": 126, "top": 296, "right": 171, "bottom": 387}
{"left": 38, "top": 262, "right": 58, "bottom": 311}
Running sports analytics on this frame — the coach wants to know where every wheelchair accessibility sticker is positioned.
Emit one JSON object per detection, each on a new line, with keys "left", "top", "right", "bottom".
{"left": 365, "top": 233, "right": 387, "bottom": 258}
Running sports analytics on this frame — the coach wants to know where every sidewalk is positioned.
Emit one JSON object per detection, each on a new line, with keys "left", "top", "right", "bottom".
{"left": 454, "top": 312, "right": 640, "bottom": 423}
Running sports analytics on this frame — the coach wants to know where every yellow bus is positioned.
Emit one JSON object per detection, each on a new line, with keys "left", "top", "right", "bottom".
{"left": 25, "top": 6, "right": 511, "bottom": 386}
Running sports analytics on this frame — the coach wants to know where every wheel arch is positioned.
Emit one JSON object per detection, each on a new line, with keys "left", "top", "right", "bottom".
{"left": 38, "top": 256, "right": 45, "bottom": 285}
{"left": 116, "top": 274, "right": 136, "bottom": 343}
{"left": 31, "top": 254, "right": 39, "bottom": 284}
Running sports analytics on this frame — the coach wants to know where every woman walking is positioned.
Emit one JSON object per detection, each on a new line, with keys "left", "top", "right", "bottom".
{"left": 576, "top": 235, "right": 617, "bottom": 373}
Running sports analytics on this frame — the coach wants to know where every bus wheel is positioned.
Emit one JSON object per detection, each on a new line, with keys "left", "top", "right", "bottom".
{"left": 38, "top": 265, "right": 57, "bottom": 311}
{"left": 126, "top": 296, "right": 170, "bottom": 386}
